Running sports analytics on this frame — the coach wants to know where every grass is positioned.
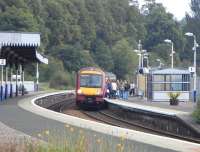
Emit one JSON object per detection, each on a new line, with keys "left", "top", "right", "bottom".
{"left": 39, "top": 82, "right": 74, "bottom": 92}
{"left": 0, "top": 124, "right": 134, "bottom": 152}
{"left": 193, "top": 99, "right": 200, "bottom": 124}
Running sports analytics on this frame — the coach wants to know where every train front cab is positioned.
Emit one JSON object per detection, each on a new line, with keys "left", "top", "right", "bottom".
{"left": 76, "top": 69, "right": 106, "bottom": 108}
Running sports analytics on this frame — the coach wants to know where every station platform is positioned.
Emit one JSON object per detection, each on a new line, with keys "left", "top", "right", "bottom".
{"left": 0, "top": 92, "right": 199, "bottom": 152}
{"left": 106, "top": 97, "right": 200, "bottom": 133}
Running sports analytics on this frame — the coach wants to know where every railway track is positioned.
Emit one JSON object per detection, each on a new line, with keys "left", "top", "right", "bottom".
{"left": 50, "top": 100, "right": 200, "bottom": 144}
{"left": 83, "top": 110, "right": 200, "bottom": 144}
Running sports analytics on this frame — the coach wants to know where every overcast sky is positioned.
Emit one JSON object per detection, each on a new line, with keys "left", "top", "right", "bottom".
{"left": 138, "top": 0, "right": 191, "bottom": 20}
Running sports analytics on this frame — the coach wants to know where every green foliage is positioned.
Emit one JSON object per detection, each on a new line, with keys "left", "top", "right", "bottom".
{"left": 193, "top": 99, "right": 200, "bottom": 123}
{"left": 144, "top": 2, "right": 184, "bottom": 67}
{"left": 49, "top": 71, "right": 75, "bottom": 90}
{"left": 168, "top": 92, "right": 180, "bottom": 105}
{"left": 112, "top": 39, "right": 138, "bottom": 79}
{"left": 91, "top": 39, "right": 114, "bottom": 71}
{"left": 0, "top": 0, "right": 194, "bottom": 82}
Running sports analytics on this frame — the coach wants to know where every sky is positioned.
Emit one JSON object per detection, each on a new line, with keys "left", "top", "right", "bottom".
{"left": 138, "top": 0, "right": 191, "bottom": 20}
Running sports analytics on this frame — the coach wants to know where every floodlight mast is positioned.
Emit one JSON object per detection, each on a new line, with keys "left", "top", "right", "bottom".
{"left": 164, "top": 39, "right": 174, "bottom": 68}
{"left": 185, "top": 32, "right": 199, "bottom": 102}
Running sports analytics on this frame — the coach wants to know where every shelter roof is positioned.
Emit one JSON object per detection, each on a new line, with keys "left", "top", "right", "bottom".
{"left": 0, "top": 32, "right": 48, "bottom": 65}
{"left": 151, "top": 68, "right": 190, "bottom": 75}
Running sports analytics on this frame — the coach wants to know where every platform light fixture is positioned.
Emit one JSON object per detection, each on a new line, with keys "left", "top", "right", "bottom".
{"left": 185, "top": 32, "right": 199, "bottom": 102}
{"left": 164, "top": 39, "right": 175, "bottom": 68}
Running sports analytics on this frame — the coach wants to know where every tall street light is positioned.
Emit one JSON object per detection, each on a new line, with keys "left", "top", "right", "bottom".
{"left": 164, "top": 39, "right": 175, "bottom": 68}
{"left": 156, "top": 59, "right": 161, "bottom": 68}
{"left": 185, "top": 32, "right": 199, "bottom": 102}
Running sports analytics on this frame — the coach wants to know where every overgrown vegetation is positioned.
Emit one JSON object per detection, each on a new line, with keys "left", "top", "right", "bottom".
{"left": 1, "top": 124, "right": 133, "bottom": 152}
{"left": 193, "top": 99, "right": 200, "bottom": 123}
{"left": 0, "top": 0, "right": 199, "bottom": 89}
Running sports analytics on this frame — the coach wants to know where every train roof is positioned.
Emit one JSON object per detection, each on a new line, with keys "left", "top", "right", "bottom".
{"left": 78, "top": 67, "right": 104, "bottom": 75}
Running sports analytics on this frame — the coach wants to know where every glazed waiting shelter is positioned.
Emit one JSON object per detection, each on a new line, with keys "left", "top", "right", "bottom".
{"left": 0, "top": 31, "right": 48, "bottom": 101}
{"left": 147, "top": 68, "right": 191, "bottom": 102}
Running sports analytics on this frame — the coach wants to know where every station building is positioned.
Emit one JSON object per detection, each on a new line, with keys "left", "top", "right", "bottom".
{"left": 137, "top": 68, "right": 191, "bottom": 102}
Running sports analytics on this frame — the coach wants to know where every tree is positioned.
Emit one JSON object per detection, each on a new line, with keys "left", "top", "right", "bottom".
{"left": 0, "top": 6, "right": 39, "bottom": 31}
{"left": 112, "top": 39, "right": 138, "bottom": 79}
{"left": 144, "top": 2, "right": 184, "bottom": 66}
{"left": 91, "top": 39, "right": 114, "bottom": 71}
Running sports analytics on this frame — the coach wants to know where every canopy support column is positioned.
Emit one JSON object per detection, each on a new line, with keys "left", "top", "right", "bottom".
{"left": 22, "top": 65, "right": 25, "bottom": 96}
{"left": 5, "top": 66, "right": 8, "bottom": 99}
{"left": 36, "top": 62, "right": 39, "bottom": 91}
{"left": 1, "top": 65, "right": 3, "bottom": 101}
{"left": 10, "top": 65, "right": 13, "bottom": 98}
{"left": 15, "top": 64, "right": 18, "bottom": 97}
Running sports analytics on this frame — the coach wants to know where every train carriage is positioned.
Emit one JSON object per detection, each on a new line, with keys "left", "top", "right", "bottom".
{"left": 76, "top": 67, "right": 106, "bottom": 109}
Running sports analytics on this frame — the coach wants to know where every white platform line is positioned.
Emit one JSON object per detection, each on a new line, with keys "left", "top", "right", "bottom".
{"left": 18, "top": 92, "right": 200, "bottom": 152}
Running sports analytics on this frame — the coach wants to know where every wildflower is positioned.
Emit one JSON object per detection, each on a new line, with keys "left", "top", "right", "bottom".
{"left": 70, "top": 127, "right": 74, "bottom": 132}
{"left": 65, "top": 124, "right": 70, "bottom": 128}
{"left": 37, "top": 133, "right": 42, "bottom": 138}
{"left": 45, "top": 130, "right": 50, "bottom": 136}
{"left": 96, "top": 139, "right": 101, "bottom": 144}
{"left": 117, "top": 143, "right": 124, "bottom": 152}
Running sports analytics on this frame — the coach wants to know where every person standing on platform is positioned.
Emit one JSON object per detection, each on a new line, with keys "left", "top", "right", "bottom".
{"left": 119, "top": 80, "right": 124, "bottom": 99}
{"left": 106, "top": 79, "right": 112, "bottom": 98}
{"left": 130, "top": 82, "right": 135, "bottom": 96}
{"left": 116, "top": 80, "right": 120, "bottom": 98}
{"left": 124, "top": 80, "right": 130, "bottom": 100}
{"left": 111, "top": 80, "right": 117, "bottom": 99}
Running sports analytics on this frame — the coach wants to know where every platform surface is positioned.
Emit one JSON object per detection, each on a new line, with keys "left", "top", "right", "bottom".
{"left": 0, "top": 93, "right": 199, "bottom": 152}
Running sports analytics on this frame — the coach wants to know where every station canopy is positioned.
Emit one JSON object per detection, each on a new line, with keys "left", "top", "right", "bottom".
{"left": 0, "top": 32, "right": 48, "bottom": 66}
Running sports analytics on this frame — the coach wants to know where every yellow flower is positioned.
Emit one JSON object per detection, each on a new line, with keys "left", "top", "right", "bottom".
{"left": 37, "top": 133, "right": 42, "bottom": 138}
{"left": 70, "top": 127, "right": 74, "bottom": 132}
{"left": 96, "top": 139, "right": 101, "bottom": 144}
{"left": 117, "top": 143, "right": 124, "bottom": 152}
{"left": 45, "top": 130, "right": 50, "bottom": 136}
{"left": 65, "top": 124, "right": 70, "bottom": 128}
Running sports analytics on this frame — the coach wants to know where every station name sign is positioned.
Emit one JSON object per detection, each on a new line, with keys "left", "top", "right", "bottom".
{"left": 0, "top": 59, "right": 6, "bottom": 66}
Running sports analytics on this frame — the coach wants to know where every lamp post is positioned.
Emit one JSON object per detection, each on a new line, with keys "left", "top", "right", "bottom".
{"left": 185, "top": 32, "right": 198, "bottom": 102}
{"left": 156, "top": 59, "right": 161, "bottom": 68}
{"left": 144, "top": 53, "right": 149, "bottom": 68}
{"left": 164, "top": 39, "right": 175, "bottom": 69}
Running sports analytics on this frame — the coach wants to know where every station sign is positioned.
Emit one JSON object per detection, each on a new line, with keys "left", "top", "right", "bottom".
{"left": 0, "top": 59, "right": 6, "bottom": 66}
{"left": 189, "top": 67, "right": 195, "bottom": 73}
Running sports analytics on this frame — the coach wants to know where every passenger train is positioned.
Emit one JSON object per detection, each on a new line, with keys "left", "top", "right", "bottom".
{"left": 76, "top": 67, "right": 106, "bottom": 108}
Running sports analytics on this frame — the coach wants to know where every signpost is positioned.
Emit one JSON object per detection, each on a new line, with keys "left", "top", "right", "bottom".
{"left": 0, "top": 59, "right": 6, "bottom": 101}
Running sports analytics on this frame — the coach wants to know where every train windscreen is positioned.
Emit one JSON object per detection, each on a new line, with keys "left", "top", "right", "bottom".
{"left": 80, "top": 74, "right": 102, "bottom": 88}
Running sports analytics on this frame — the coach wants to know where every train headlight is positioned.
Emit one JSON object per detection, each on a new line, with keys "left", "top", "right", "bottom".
{"left": 77, "top": 89, "right": 82, "bottom": 94}
{"left": 96, "top": 90, "right": 101, "bottom": 95}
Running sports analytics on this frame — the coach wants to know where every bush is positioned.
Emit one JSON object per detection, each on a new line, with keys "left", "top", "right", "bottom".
{"left": 168, "top": 92, "right": 180, "bottom": 105}
{"left": 49, "top": 71, "right": 74, "bottom": 90}
{"left": 193, "top": 99, "right": 200, "bottom": 124}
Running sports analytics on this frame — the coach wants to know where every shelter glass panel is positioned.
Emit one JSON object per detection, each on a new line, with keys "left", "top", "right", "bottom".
{"left": 165, "top": 83, "right": 171, "bottom": 91}
{"left": 153, "top": 83, "right": 165, "bottom": 91}
{"left": 171, "top": 83, "right": 182, "bottom": 91}
{"left": 182, "top": 74, "right": 190, "bottom": 82}
{"left": 182, "top": 83, "right": 190, "bottom": 91}
{"left": 171, "top": 75, "right": 182, "bottom": 82}
{"left": 153, "top": 75, "right": 165, "bottom": 82}
{"left": 165, "top": 75, "right": 171, "bottom": 82}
